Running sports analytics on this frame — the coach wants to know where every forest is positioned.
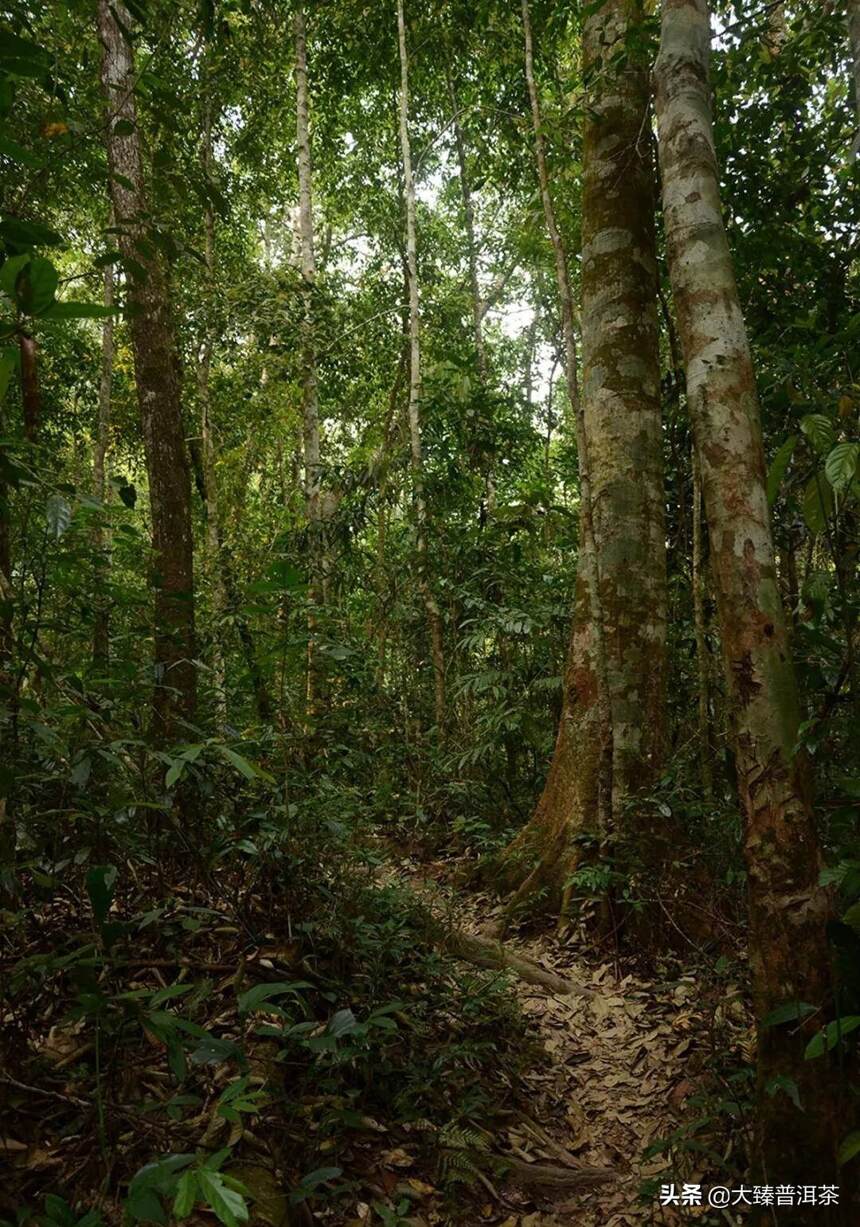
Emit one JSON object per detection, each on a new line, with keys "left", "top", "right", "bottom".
{"left": 0, "top": 0, "right": 858, "bottom": 1223}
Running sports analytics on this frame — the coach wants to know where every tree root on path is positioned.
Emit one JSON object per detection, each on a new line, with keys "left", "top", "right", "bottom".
{"left": 441, "top": 927, "right": 592, "bottom": 997}
{"left": 501, "top": 1155, "right": 616, "bottom": 1188}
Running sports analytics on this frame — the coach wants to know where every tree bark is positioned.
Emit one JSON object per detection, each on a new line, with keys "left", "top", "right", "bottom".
{"left": 294, "top": 2, "right": 325, "bottom": 719}
{"left": 495, "top": 0, "right": 665, "bottom": 912}
{"left": 98, "top": 0, "right": 196, "bottom": 740}
{"left": 92, "top": 261, "right": 114, "bottom": 672}
{"left": 396, "top": 0, "right": 446, "bottom": 731}
{"left": 199, "top": 87, "right": 228, "bottom": 730}
{"left": 691, "top": 447, "right": 712, "bottom": 798}
{"left": 848, "top": 0, "right": 860, "bottom": 154}
{"left": 655, "top": 0, "right": 844, "bottom": 1200}
{"left": 580, "top": 0, "right": 666, "bottom": 811}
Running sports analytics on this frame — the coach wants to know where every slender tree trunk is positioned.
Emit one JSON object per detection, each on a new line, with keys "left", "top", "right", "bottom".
{"left": 92, "top": 262, "right": 114, "bottom": 672}
{"left": 691, "top": 448, "right": 712, "bottom": 798}
{"left": 294, "top": 2, "right": 325, "bottom": 719}
{"left": 98, "top": 0, "right": 196, "bottom": 740}
{"left": 847, "top": 0, "right": 860, "bottom": 151}
{"left": 18, "top": 333, "right": 38, "bottom": 443}
{"left": 495, "top": 0, "right": 665, "bottom": 913}
{"left": 199, "top": 91, "right": 228, "bottom": 730}
{"left": 396, "top": 0, "right": 446, "bottom": 731}
{"left": 656, "top": 0, "right": 844, "bottom": 1201}
{"left": 447, "top": 72, "right": 487, "bottom": 381}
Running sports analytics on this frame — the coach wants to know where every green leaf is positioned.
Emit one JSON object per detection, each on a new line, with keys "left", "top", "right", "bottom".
{"left": 0, "top": 215, "right": 62, "bottom": 248}
{"left": 766, "top": 435, "right": 797, "bottom": 506}
{"left": 824, "top": 442, "right": 859, "bottom": 493}
{"left": 17, "top": 256, "right": 57, "bottom": 314}
{"left": 0, "top": 344, "right": 17, "bottom": 400}
{"left": 219, "top": 746, "right": 260, "bottom": 780}
{"left": 195, "top": 1170, "right": 249, "bottom": 1227}
{"left": 765, "top": 1074, "right": 801, "bottom": 1110}
{"left": 172, "top": 1172, "right": 197, "bottom": 1218}
{"left": 165, "top": 759, "right": 185, "bottom": 789}
{"left": 46, "top": 492, "right": 72, "bottom": 540}
{"left": 762, "top": 1001, "right": 816, "bottom": 1028}
{"left": 0, "top": 253, "right": 30, "bottom": 297}
{"left": 237, "top": 980, "right": 311, "bottom": 1014}
{"left": 800, "top": 413, "right": 835, "bottom": 455}
{"left": 802, "top": 475, "right": 833, "bottom": 535}
{"left": 804, "top": 1015, "right": 860, "bottom": 1060}
{"left": 40, "top": 301, "right": 115, "bottom": 320}
{"left": 0, "top": 135, "right": 43, "bottom": 167}
{"left": 838, "top": 1131, "right": 860, "bottom": 1166}
{"left": 0, "top": 32, "right": 50, "bottom": 77}
{"left": 85, "top": 863, "right": 117, "bottom": 928}
{"left": 328, "top": 1007, "right": 357, "bottom": 1037}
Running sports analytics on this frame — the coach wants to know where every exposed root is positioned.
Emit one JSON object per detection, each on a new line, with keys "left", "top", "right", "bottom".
{"left": 501, "top": 1156, "right": 616, "bottom": 1188}
{"left": 442, "top": 928, "right": 591, "bottom": 997}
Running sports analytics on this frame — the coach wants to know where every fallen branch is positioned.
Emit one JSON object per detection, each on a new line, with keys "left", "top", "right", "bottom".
{"left": 442, "top": 929, "right": 591, "bottom": 997}
{"left": 501, "top": 1155, "right": 615, "bottom": 1188}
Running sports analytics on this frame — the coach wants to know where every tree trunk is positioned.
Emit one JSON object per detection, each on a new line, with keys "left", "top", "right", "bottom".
{"left": 447, "top": 72, "right": 487, "bottom": 381}
{"left": 495, "top": 0, "right": 665, "bottom": 913}
{"left": 294, "top": 2, "right": 325, "bottom": 720}
{"left": 396, "top": 0, "right": 446, "bottom": 731}
{"left": 691, "top": 448, "right": 712, "bottom": 799}
{"left": 18, "top": 333, "right": 39, "bottom": 443}
{"left": 580, "top": 0, "right": 666, "bottom": 812}
{"left": 92, "top": 261, "right": 114, "bottom": 672}
{"left": 655, "top": 0, "right": 844, "bottom": 1200}
{"left": 199, "top": 88, "right": 228, "bottom": 730}
{"left": 848, "top": 0, "right": 860, "bottom": 155}
{"left": 97, "top": 0, "right": 196, "bottom": 740}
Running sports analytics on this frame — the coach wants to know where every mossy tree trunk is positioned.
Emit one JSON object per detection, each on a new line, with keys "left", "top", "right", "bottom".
{"left": 495, "top": 0, "right": 665, "bottom": 913}
{"left": 98, "top": 0, "right": 196, "bottom": 740}
{"left": 655, "top": 0, "right": 845, "bottom": 1200}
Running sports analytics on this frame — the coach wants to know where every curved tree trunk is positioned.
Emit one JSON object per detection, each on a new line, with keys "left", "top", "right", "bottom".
{"left": 495, "top": 0, "right": 665, "bottom": 914}
{"left": 655, "top": 0, "right": 845, "bottom": 1200}
{"left": 396, "top": 0, "right": 446, "bottom": 732}
{"left": 98, "top": 0, "right": 196, "bottom": 740}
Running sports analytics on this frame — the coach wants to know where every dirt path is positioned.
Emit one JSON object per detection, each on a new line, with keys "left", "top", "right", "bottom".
{"left": 387, "top": 856, "right": 737, "bottom": 1227}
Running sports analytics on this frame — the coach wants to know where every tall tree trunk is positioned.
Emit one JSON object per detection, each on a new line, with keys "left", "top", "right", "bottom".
{"left": 848, "top": 0, "right": 860, "bottom": 154}
{"left": 580, "top": 0, "right": 666, "bottom": 811}
{"left": 294, "top": 2, "right": 325, "bottom": 719}
{"left": 655, "top": 0, "right": 844, "bottom": 1199}
{"left": 199, "top": 89, "right": 228, "bottom": 730}
{"left": 396, "top": 0, "right": 446, "bottom": 731}
{"left": 495, "top": 0, "right": 666, "bottom": 913}
{"left": 447, "top": 72, "right": 487, "bottom": 381}
{"left": 691, "top": 448, "right": 712, "bottom": 799}
{"left": 92, "top": 262, "right": 114, "bottom": 672}
{"left": 98, "top": 0, "right": 196, "bottom": 740}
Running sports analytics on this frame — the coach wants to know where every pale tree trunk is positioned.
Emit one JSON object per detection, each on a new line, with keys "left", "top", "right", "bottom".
{"left": 198, "top": 88, "right": 228, "bottom": 730}
{"left": 496, "top": 0, "right": 666, "bottom": 915}
{"left": 580, "top": 0, "right": 666, "bottom": 812}
{"left": 396, "top": 0, "right": 446, "bottom": 731}
{"left": 92, "top": 261, "right": 114, "bottom": 672}
{"left": 848, "top": 0, "right": 860, "bottom": 154}
{"left": 691, "top": 448, "right": 712, "bottom": 799}
{"left": 294, "top": 1, "right": 325, "bottom": 719}
{"left": 656, "top": 0, "right": 845, "bottom": 1200}
{"left": 98, "top": 0, "right": 196, "bottom": 740}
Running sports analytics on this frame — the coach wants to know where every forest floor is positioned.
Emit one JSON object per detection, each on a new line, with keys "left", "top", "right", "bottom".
{"left": 1, "top": 847, "right": 749, "bottom": 1227}
{"left": 382, "top": 852, "right": 750, "bottom": 1227}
